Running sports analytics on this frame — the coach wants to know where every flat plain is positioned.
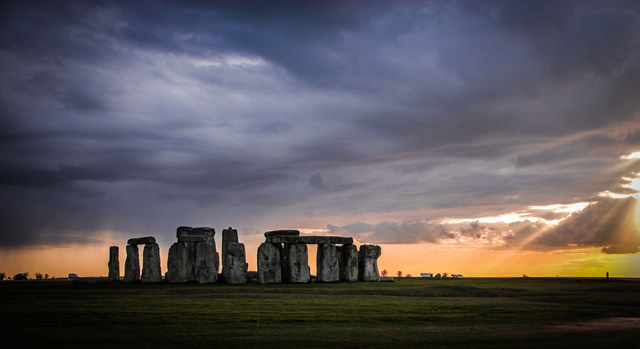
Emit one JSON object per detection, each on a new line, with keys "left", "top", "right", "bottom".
{"left": 1, "top": 277, "right": 639, "bottom": 348}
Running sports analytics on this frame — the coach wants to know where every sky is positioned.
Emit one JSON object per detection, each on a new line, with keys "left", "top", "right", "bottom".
{"left": 2, "top": 0, "right": 640, "bottom": 278}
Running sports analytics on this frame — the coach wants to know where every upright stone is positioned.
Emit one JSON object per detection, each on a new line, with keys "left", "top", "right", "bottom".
{"left": 141, "top": 243, "right": 162, "bottom": 283}
{"left": 108, "top": 246, "right": 120, "bottom": 281}
{"left": 194, "top": 239, "right": 218, "bottom": 283}
{"left": 222, "top": 227, "right": 239, "bottom": 278}
{"left": 317, "top": 244, "right": 340, "bottom": 282}
{"left": 358, "top": 244, "right": 381, "bottom": 281}
{"left": 257, "top": 243, "right": 281, "bottom": 284}
{"left": 166, "top": 242, "right": 188, "bottom": 283}
{"left": 284, "top": 243, "right": 310, "bottom": 283}
{"left": 223, "top": 242, "right": 248, "bottom": 284}
{"left": 184, "top": 242, "right": 197, "bottom": 282}
{"left": 339, "top": 244, "right": 358, "bottom": 281}
{"left": 123, "top": 244, "right": 140, "bottom": 282}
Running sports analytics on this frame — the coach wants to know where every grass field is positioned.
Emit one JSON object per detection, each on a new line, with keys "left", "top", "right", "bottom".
{"left": 1, "top": 277, "right": 639, "bottom": 348}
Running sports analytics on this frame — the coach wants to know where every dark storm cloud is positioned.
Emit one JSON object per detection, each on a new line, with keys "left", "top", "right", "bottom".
{"left": 1, "top": 0, "right": 640, "bottom": 249}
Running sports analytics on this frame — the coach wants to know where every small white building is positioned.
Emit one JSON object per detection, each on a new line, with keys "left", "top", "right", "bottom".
{"left": 451, "top": 274, "right": 463, "bottom": 278}
{"left": 420, "top": 273, "right": 433, "bottom": 278}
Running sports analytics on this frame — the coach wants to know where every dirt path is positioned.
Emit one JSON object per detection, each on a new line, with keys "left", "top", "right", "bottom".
{"left": 548, "top": 317, "right": 640, "bottom": 333}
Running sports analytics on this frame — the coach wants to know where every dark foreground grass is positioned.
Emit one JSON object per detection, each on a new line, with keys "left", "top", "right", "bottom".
{"left": 1, "top": 277, "right": 639, "bottom": 348}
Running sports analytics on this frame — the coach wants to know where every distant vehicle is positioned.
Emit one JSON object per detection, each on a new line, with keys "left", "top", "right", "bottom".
{"left": 451, "top": 274, "right": 463, "bottom": 278}
{"left": 68, "top": 273, "right": 79, "bottom": 279}
{"left": 420, "top": 273, "right": 433, "bottom": 278}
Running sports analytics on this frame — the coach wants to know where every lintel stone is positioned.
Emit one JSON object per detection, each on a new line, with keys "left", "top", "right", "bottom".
{"left": 265, "top": 235, "right": 353, "bottom": 245}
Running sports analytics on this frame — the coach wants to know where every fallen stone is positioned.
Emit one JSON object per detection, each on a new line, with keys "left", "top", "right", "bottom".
{"left": 166, "top": 242, "right": 188, "bottom": 283}
{"left": 317, "top": 244, "right": 340, "bottom": 282}
{"left": 123, "top": 244, "right": 140, "bottom": 282}
{"left": 222, "top": 227, "right": 239, "bottom": 278}
{"left": 223, "top": 242, "right": 248, "bottom": 284}
{"left": 127, "top": 236, "right": 156, "bottom": 245}
{"left": 358, "top": 244, "right": 381, "bottom": 281}
{"left": 339, "top": 244, "right": 358, "bottom": 282}
{"left": 266, "top": 235, "right": 353, "bottom": 245}
{"left": 141, "top": 243, "right": 162, "bottom": 283}
{"left": 257, "top": 243, "right": 281, "bottom": 284}
{"left": 264, "top": 230, "right": 300, "bottom": 238}
{"left": 380, "top": 277, "right": 395, "bottom": 282}
{"left": 247, "top": 271, "right": 258, "bottom": 283}
{"left": 194, "top": 239, "right": 218, "bottom": 283}
{"left": 284, "top": 243, "right": 310, "bottom": 283}
{"left": 108, "top": 246, "right": 120, "bottom": 281}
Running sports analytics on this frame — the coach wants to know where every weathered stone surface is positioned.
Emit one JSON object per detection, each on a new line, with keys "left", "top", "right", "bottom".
{"left": 317, "top": 244, "right": 340, "bottom": 282}
{"left": 176, "top": 226, "right": 215, "bottom": 239}
{"left": 193, "top": 227, "right": 215, "bottom": 236}
{"left": 184, "top": 242, "right": 197, "bottom": 282}
{"left": 284, "top": 243, "right": 310, "bottom": 283}
{"left": 358, "top": 244, "right": 381, "bottom": 281}
{"left": 194, "top": 239, "right": 218, "bottom": 283}
{"left": 123, "top": 244, "right": 140, "bottom": 282}
{"left": 339, "top": 244, "right": 358, "bottom": 282}
{"left": 127, "top": 236, "right": 156, "bottom": 245}
{"left": 222, "top": 227, "right": 239, "bottom": 278}
{"left": 178, "top": 235, "right": 208, "bottom": 243}
{"left": 108, "top": 246, "right": 120, "bottom": 281}
{"left": 266, "top": 235, "right": 353, "bottom": 245}
{"left": 257, "top": 243, "right": 281, "bottom": 284}
{"left": 264, "top": 230, "right": 300, "bottom": 238}
{"left": 223, "top": 242, "right": 248, "bottom": 284}
{"left": 141, "top": 243, "right": 162, "bottom": 283}
{"left": 166, "top": 242, "right": 188, "bottom": 283}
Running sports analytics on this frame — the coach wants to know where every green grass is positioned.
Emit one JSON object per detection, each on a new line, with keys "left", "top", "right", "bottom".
{"left": 1, "top": 278, "right": 639, "bottom": 348}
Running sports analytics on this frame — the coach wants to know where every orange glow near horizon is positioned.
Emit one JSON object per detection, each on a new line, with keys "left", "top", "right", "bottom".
{"left": 1, "top": 242, "right": 638, "bottom": 279}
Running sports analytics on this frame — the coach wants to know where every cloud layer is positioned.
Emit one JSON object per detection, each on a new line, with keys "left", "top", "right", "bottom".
{"left": 1, "top": 0, "right": 640, "bottom": 254}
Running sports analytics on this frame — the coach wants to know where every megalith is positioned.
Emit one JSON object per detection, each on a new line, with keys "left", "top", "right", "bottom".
{"left": 317, "top": 244, "right": 339, "bottom": 282}
{"left": 108, "top": 246, "right": 120, "bottom": 281}
{"left": 194, "top": 239, "right": 218, "bottom": 283}
{"left": 177, "top": 226, "right": 217, "bottom": 282}
{"left": 141, "top": 243, "right": 162, "bottom": 283}
{"left": 223, "top": 242, "right": 248, "bottom": 284}
{"left": 284, "top": 243, "right": 310, "bottom": 283}
{"left": 358, "top": 244, "right": 381, "bottom": 281}
{"left": 123, "top": 244, "right": 140, "bottom": 282}
{"left": 222, "top": 227, "right": 239, "bottom": 278}
{"left": 257, "top": 243, "right": 281, "bottom": 284}
{"left": 166, "top": 242, "right": 188, "bottom": 283}
{"left": 339, "top": 244, "right": 358, "bottom": 281}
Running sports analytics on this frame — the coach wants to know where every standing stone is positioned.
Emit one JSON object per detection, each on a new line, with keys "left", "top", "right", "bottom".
{"left": 257, "top": 243, "right": 281, "bottom": 284}
{"left": 141, "top": 243, "right": 162, "bottom": 283}
{"left": 340, "top": 244, "right": 358, "bottom": 281}
{"left": 223, "top": 242, "right": 248, "bottom": 284}
{"left": 184, "top": 242, "right": 198, "bottom": 282}
{"left": 123, "top": 244, "right": 140, "bottom": 282}
{"left": 284, "top": 243, "right": 310, "bottom": 283}
{"left": 108, "top": 246, "right": 120, "bottom": 281}
{"left": 317, "top": 244, "right": 340, "bottom": 282}
{"left": 222, "top": 227, "right": 239, "bottom": 278}
{"left": 166, "top": 242, "right": 188, "bottom": 283}
{"left": 195, "top": 239, "right": 218, "bottom": 283}
{"left": 358, "top": 244, "right": 381, "bottom": 281}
